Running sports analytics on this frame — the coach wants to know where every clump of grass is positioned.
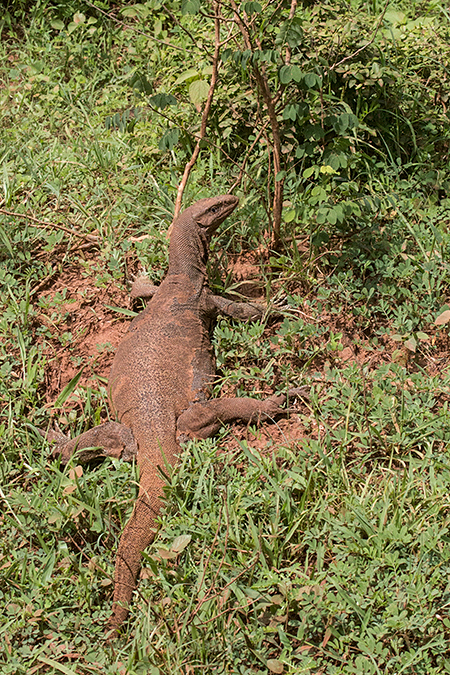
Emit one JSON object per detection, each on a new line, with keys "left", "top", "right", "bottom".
{"left": 1, "top": 1, "right": 450, "bottom": 674}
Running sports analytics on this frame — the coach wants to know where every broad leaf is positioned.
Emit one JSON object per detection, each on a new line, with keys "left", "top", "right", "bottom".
{"left": 159, "top": 128, "right": 180, "bottom": 151}
{"left": 189, "top": 79, "right": 209, "bottom": 105}
{"left": 182, "top": 0, "right": 200, "bottom": 14}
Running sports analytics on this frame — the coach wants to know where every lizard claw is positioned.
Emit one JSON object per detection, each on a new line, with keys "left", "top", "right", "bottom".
{"left": 280, "top": 386, "right": 310, "bottom": 415}
{"left": 38, "top": 424, "right": 71, "bottom": 460}
{"left": 286, "top": 386, "right": 310, "bottom": 400}
{"left": 270, "top": 295, "right": 292, "bottom": 314}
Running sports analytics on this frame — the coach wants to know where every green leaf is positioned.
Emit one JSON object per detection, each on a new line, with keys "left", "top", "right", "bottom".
{"left": 279, "top": 64, "right": 302, "bottom": 84}
{"left": 243, "top": 1, "right": 261, "bottom": 13}
{"left": 316, "top": 207, "right": 329, "bottom": 224}
{"left": 384, "top": 10, "right": 406, "bottom": 24}
{"left": 54, "top": 368, "right": 84, "bottom": 407}
{"left": 174, "top": 68, "right": 199, "bottom": 86}
{"left": 131, "top": 72, "right": 153, "bottom": 95}
{"left": 303, "top": 166, "right": 316, "bottom": 179}
{"left": 310, "top": 185, "right": 327, "bottom": 203}
{"left": 149, "top": 93, "right": 177, "bottom": 109}
{"left": 284, "top": 209, "right": 296, "bottom": 223}
{"left": 303, "top": 72, "right": 322, "bottom": 89}
{"left": 279, "top": 66, "right": 291, "bottom": 84}
{"left": 189, "top": 79, "right": 209, "bottom": 105}
{"left": 333, "top": 113, "right": 359, "bottom": 134}
{"left": 121, "top": 6, "right": 141, "bottom": 17}
{"left": 416, "top": 331, "right": 429, "bottom": 341}
{"left": 327, "top": 208, "right": 337, "bottom": 225}
{"left": 283, "top": 104, "right": 299, "bottom": 121}
{"left": 252, "top": 49, "right": 278, "bottom": 64}
{"left": 267, "top": 660, "right": 284, "bottom": 674}
{"left": 182, "top": 0, "right": 200, "bottom": 14}
{"left": 276, "top": 17, "right": 303, "bottom": 48}
{"left": 159, "top": 128, "right": 180, "bottom": 151}
{"left": 51, "top": 19, "right": 65, "bottom": 30}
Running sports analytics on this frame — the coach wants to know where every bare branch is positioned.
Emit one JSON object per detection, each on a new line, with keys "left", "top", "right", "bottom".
{"left": 173, "top": 1, "right": 222, "bottom": 221}
{"left": 228, "top": 0, "right": 284, "bottom": 247}
{"left": 329, "top": 0, "right": 390, "bottom": 72}
{"left": 285, "top": 0, "right": 298, "bottom": 65}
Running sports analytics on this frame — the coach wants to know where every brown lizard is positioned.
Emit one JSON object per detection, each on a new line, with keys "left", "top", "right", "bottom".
{"left": 48, "top": 194, "right": 307, "bottom": 634}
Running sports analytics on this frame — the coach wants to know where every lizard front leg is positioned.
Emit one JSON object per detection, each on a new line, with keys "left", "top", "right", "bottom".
{"left": 46, "top": 421, "right": 138, "bottom": 464}
{"left": 211, "top": 294, "right": 265, "bottom": 321}
{"left": 130, "top": 277, "right": 159, "bottom": 300}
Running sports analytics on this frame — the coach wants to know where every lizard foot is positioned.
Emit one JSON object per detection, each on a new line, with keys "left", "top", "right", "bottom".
{"left": 41, "top": 421, "right": 138, "bottom": 465}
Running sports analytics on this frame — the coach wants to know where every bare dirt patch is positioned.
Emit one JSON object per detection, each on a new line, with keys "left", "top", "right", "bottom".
{"left": 227, "top": 252, "right": 266, "bottom": 299}
{"left": 36, "top": 248, "right": 449, "bottom": 439}
{"left": 36, "top": 258, "right": 131, "bottom": 403}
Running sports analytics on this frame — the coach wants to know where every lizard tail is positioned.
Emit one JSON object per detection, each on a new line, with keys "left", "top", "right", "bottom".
{"left": 107, "top": 489, "right": 162, "bottom": 634}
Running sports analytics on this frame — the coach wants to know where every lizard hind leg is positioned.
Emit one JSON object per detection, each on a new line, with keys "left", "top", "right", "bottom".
{"left": 176, "top": 387, "right": 309, "bottom": 441}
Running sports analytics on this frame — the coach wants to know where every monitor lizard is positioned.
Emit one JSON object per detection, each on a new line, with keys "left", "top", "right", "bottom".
{"left": 47, "top": 194, "right": 307, "bottom": 635}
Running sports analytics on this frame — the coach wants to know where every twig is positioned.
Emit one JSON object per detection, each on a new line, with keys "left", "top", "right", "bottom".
{"left": 161, "top": 2, "right": 209, "bottom": 55}
{"left": 285, "top": 0, "right": 298, "bottom": 65}
{"left": 230, "top": 120, "right": 270, "bottom": 192}
{"left": 0, "top": 208, "right": 99, "bottom": 243}
{"left": 229, "top": 0, "right": 284, "bottom": 248}
{"left": 329, "top": 0, "right": 390, "bottom": 72}
{"left": 172, "top": 1, "right": 221, "bottom": 221}
{"left": 84, "top": 0, "right": 184, "bottom": 51}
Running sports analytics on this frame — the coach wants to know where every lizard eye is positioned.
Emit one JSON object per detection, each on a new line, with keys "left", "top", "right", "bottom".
{"left": 210, "top": 206, "right": 219, "bottom": 213}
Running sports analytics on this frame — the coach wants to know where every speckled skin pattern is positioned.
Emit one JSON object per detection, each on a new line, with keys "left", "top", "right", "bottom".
{"left": 50, "top": 195, "right": 307, "bottom": 634}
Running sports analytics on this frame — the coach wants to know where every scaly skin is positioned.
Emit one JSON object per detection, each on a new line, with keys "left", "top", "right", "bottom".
{"left": 48, "top": 195, "right": 307, "bottom": 635}
{"left": 107, "top": 195, "right": 239, "bottom": 631}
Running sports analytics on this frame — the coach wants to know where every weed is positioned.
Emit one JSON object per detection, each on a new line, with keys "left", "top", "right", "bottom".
{"left": 0, "top": 1, "right": 449, "bottom": 673}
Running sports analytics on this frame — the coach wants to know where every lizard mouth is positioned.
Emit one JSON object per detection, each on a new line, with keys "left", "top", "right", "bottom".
{"left": 201, "top": 194, "right": 239, "bottom": 233}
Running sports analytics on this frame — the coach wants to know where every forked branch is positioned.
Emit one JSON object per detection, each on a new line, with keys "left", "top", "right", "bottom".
{"left": 173, "top": 1, "right": 221, "bottom": 221}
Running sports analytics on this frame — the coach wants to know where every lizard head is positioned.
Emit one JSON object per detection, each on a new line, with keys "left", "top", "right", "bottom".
{"left": 168, "top": 195, "right": 239, "bottom": 277}
{"left": 192, "top": 194, "right": 239, "bottom": 236}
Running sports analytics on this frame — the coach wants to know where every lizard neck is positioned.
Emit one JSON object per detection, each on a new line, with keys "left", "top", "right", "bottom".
{"left": 167, "top": 218, "right": 209, "bottom": 285}
{"left": 165, "top": 194, "right": 238, "bottom": 286}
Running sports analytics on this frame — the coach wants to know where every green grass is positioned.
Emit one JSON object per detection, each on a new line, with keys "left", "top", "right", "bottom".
{"left": 1, "top": 1, "right": 450, "bottom": 673}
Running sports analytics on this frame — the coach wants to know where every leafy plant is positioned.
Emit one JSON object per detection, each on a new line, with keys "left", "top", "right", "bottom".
{"left": 0, "top": 1, "right": 449, "bottom": 673}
